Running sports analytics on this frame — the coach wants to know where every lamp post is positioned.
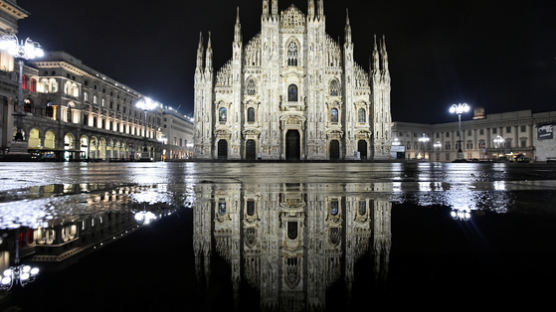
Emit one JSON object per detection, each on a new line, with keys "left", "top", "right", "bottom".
{"left": 0, "top": 34, "right": 44, "bottom": 157}
{"left": 449, "top": 103, "right": 471, "bottom": 160}
{"left": 493, "top": 136, "right": 506, "bottom": 160}
{"left": 433, "top": 142, "right": 442, "bottom": 162}
{"left": 1, "top": 229, "right": 40, "bottom": 291}
{"left": 418, "top": 134, "right": 430, "bottom": 160}
{"left": 135, "top": 97, "right": 158, "bottom": 161}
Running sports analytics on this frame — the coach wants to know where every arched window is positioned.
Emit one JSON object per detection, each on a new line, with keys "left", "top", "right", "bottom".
{"left": 287, "top": 41, "right": 298, "bottom": 66}
{"left": 219, "top": 107, "right": 227, "bottom": 122}
{"left": 246, "top": 79, "right": 256, "bottom": 96}
{"left": 39, "top": 79, "right": 49, "bottom": 93}
{"left": 93, "top": 95, "right": 98, "bottom": 104}
{"left": 247, "top": 107, "right": 255, "bottom": 123}
{"left": 49, "top": 79, "right": 58, "bottom": 93}
{"left": 64, "top": 81, "right": 71, "bottom": 95}
{"left": 358, "top": 108, "right": 366, "bottom": 123}
{"left": 288, "top": 84, "right": 298, "bottom": 102}
{"left": 330, "top": 108, "right": 338, "bottom": 123}
{"left": 329, "top": 79, "right": 340, "bottom": 96}
{"left": 72, "top": 84, "right": 79, "bottom": 97}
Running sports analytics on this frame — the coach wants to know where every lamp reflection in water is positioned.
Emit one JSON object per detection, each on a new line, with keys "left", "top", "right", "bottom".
{"left": 1, "top": 229, "right": 40, "bottom": 291}
{"left": 134, "top": 210, "right": 158, "bottom": 226}
{"left": 450, "top": 205, "right": 472, "bottom": 221}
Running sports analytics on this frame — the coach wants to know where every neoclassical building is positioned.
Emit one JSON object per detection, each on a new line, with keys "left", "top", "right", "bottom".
{"left": 1, "top": 50, "right": 194, "bottom": 161}
{"left": 194, "top": 0, "right": 393, "bottom": 160}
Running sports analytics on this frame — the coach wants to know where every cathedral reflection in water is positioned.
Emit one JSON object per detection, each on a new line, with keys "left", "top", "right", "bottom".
{"left": 193, "top": 183, "right": 392, "bottom": 310}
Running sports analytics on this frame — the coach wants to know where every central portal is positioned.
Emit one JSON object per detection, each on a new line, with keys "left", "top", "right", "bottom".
{"left": 286, "top": 130, "right": 300, "bottom": 161}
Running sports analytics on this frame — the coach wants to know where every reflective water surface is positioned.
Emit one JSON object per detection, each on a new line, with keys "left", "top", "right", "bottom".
{"left": 0, "top": 163, "right": 555, "bottom": 311}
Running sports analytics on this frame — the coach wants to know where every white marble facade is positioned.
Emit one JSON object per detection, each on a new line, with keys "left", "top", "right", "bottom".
{"left": 194, "top": 0, "right": 393, "bottom": 160}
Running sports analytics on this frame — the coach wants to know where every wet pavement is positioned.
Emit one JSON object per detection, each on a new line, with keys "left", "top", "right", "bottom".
{"left": 0, "top": 162, "right": 555, "bottom": 311}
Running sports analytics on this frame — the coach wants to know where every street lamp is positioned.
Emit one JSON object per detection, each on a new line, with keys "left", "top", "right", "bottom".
{"left": 1, "top": 229, "right": 40, "bottom": 291}
{"left": 493, "top": 136, "right": 506, "bottom": 159}
{"left": 449, "top": 103, "right": 471, "bottom": 160}
{"left": 493, "top": 136, "right": 505, "bottom": 147}
{"left": 418, "top": 134, "right": 430, "bottom": 160}
{"left": 135, "top": 97, "right": 159, "bottom": 161}
{"left": 0, "top": 34, "right": 44, "bottom": 155}
{"left": 433, "top": 141, "right": 442, "bottom": 162}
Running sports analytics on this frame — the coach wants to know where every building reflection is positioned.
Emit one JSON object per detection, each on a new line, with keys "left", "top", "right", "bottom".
{"left": 193, "top": 183, "right": 392, "bottom": 311}
{"left": 0, "top": 184, "right": 181, "bottom": 273}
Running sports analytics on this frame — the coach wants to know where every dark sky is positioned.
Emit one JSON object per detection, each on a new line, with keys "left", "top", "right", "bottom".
{"left": 18, "top": 0, "right": 556, "bottom": 123}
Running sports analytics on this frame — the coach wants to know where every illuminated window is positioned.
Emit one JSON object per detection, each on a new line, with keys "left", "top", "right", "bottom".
{"left": 49, "top": 78, "right": 58, "bottom": 93}
{"left": 22, "top": 75, "right": 29, "bottom": 90}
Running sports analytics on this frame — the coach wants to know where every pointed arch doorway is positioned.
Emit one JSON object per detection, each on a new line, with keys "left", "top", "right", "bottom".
{"left": 246, "top": 140, "right": 256, "bottom": 160}
{"left": 217, "top": 140, "right": 228, "bottom": 160}
{"left": 358, "top": 140, "right": 368, "bottom": 160}
{"left": 286, "top": 130, "right": 300, "bottom": 161}
{"left": 330, "top": 140, "right": 340, "bottom": 160}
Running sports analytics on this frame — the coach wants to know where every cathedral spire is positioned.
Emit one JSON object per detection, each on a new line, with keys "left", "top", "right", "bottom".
{"left": 345, "top": 9, "right": 352, "bottom": 44}
{"left": 196, "top": 32, "right": 204, "bottom": 72}
{"left": 262, "top": 0, "right": 269, "bottom": 18}
{"left": 205, "top": 32, "right": 213, "bottom": 74}
{"left": 272, "top": 0, "right": 278, "bottom": 17}
{"left": 372, "top": 34, "right": 380, "bottom": 76}
{"left": 381, "top": 35, "right": 390, "bottom": 79}
{"left": 308, "top": 0, "right": 315, "bottom": 19}
{"left": 318, "top": 0, "right": 324, "bottom": 17}
{"left": 234, "top": 7, "right": 242, "bottom": 44}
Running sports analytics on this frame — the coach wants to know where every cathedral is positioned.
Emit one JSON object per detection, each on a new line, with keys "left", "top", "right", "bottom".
{"left": 194, "top": 0, "right": 393, "bottom": 160}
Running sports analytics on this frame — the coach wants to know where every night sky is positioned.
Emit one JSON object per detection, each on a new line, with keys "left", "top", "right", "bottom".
{"left": 18, "top": 0, "right": 556, "bottom": 123}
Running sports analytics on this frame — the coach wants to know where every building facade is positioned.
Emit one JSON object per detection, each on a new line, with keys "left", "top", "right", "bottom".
{"left": 0, "top": 0, "right": 27, "bottom": 155}
{"left": 393, "top": 109, "right": 556, "bottom": 162}
{"left": 162, "top": 108, "right": 194, "bottom": 160}
{"left": 0, "top": 50, "right": 195, "bottom": 161}
{"left": 194, "top": 0, "right": 393, "bottom": 161}
{"left": 18, "top": 51, "right": 164, "bottom": 161}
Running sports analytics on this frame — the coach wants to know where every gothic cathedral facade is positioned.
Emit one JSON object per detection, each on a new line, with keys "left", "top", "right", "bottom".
{"left": 194, "top": 0, "right": 393, "bottom": 160}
